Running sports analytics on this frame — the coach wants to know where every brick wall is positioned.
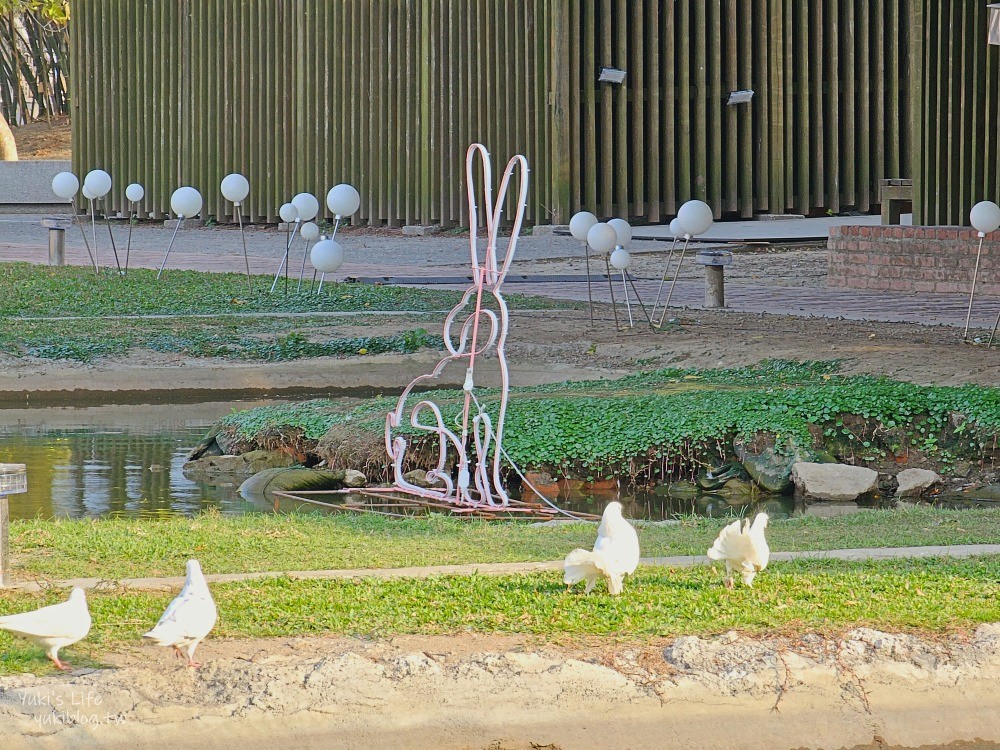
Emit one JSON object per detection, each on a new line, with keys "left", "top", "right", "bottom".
{"left": 828, "top": 225, "right": 1000, "bottom": 295}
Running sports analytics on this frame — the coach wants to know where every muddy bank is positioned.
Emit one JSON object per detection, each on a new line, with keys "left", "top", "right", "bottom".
{"left": 1, "top": 628, "right": 999, "bottom": 749}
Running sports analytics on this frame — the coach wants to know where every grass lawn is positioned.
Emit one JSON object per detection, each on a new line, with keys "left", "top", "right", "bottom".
{"left": 0, "top": 262, "right": 570, "bottom": 362}
{"left": 1, "top": 555, "right": 999, "bottom": 675}
{"left": 10, "top": 506, "right": 1000, "bottom": 581}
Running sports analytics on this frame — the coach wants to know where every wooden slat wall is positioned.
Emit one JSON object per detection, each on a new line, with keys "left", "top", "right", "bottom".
{"left": 913, "top": 1, "right": 1000, "bottom": 226}
{"left": 568, "top": 0, "right": 913, "bottom": 221}
{"left": 72, "top": 0, "right": 912, "bottom": 225}
{"left": 72, "top": 0, "right": 552, "bottom": 223}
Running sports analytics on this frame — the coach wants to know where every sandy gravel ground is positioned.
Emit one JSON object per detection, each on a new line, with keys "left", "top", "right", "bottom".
{"left": 1, "top": 628, "right": 999, "bottom": 749}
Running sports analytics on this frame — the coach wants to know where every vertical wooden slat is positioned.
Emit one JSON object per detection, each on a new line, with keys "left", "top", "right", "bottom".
{"left": 737, "top": 0, "right": 753, "bottom": 217}
{"left": 707, "top": 0, "right": 722, "bottom": 217}
{"left": 646, "top": 0, "right": 661, "bottom": 221}
{"left": 795, "top": 1, "right": 811, "bottom": 214}
{"left": 662, "top": 0, "right": 676, "bottom": 214}
{"left": 676, "top": 0, "right": 691, "bottom": 206}
{"left": 692, "top": 0, "right": 708, "bottom": 203}
{"left": 825, "top": 0, "right": 840, "bottom": 212}
{"left": 630, "top": 1, "right": 644, "bottom": 217}
{"left": 722, "top": 0, "right": 738, "bottom": 213}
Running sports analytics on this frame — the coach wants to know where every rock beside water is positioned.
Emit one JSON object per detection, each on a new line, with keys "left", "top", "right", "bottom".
{"left": 791, "top": 462, "right": 878, "bottom": 502}
{"left": 182, "top": 450, "right": 298, "bottom": 483}
{"left": 895, "top": 468, "right": 941, "bottom": 498}
{"left": 239, "top": 467, "right": 356, "bottom": 504}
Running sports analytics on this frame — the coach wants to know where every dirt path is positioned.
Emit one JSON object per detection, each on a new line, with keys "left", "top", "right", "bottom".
{"left": 1, "top": 628, "right": 998, "bottom": 749}
{"left": 2, "top": 302, "right": 996, "bottom": 405}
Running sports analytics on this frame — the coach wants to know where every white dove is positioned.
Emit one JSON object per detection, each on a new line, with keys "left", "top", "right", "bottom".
{"left": 564, "top": 501, "right": 641, "bottom": 595}
{"left": 0, "top": 587, "right": 91, "bottom": 671}
{"left": 707, "top": 512, "right": 770, "bottom": 589}
{"left": 144, "top": 560, "right": 217, "bottom": 668}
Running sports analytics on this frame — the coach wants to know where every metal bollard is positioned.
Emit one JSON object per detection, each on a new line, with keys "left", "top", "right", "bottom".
{"left": 695, "top": 250, "right": 733, "bottom": 308}
{"left": 41, "top": 217, "right": 72, "bottom": 266}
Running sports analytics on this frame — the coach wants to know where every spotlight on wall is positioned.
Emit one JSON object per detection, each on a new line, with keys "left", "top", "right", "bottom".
{"left": 598, "top": 67, "right": 627, "bottom": 85}
{"left": 726, "top": 89, "right": 755, "bottom": 106}
{"left": 989, "top": 4, "right": 1000, "bottom": 45}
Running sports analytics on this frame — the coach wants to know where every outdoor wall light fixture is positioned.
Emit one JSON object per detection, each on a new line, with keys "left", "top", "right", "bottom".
{"left": 989, "top": 4, "right": 1000, "bottom": 45}
{"left": 726, "top": 89, "right": 754, "bottom": 105}
{"left": 598, "top": 67, "right": 626, "bottom": 84}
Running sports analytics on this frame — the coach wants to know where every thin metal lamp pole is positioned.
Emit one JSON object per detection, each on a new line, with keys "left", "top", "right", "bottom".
{"left": 649, "top": 235, "right": 679, "bottom": 323}
{"left": 157, "top": 216, "right": 185, "bottom": 280}
{"left": 963, "top": 233, "right": 987, "bottom": 340}
{"left": 102, "top": 197, "right": 123, "bottom": 274}
{"left": 124, "top": 200, "right": 135, "bottom": 277}
{"left": 271, "top": 219, "right": 301, "bottom": 293}
{"left": 604, "top": 255, "right": 621, "bottom": 331}
{"left": 73, "top": 202, "right": 99, "bottom": 273}
{"left": 235, "top": 202, "right": 253, "bottom": 293}
{"left": 657, "top": 235, "right": 692, "bottom": 327}
{"left": 315, "top": 216, "right": 342, "bottom": 293}
{"left": 88, "top": 198, "right": 101, "bottom": 272}
{"left": 581, "top": 240, "right": 595, "bottom": 326}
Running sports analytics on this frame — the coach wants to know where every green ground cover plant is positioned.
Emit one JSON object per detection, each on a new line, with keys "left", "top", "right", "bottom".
{"left": 2, "top": 554, "right": 999, "bottom": 674}
{"left": 219, "top": 361, "right": 1000, "bottom": 482}
{"left": 0, "top": 262, "right": 568, "bottom": 361}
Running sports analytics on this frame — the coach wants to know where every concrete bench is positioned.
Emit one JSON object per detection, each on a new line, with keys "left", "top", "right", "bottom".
{"left": 878, "top": 178, "right": 913, "bottom": 225}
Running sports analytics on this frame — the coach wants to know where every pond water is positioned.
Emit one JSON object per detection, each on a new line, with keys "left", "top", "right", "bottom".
{"left": 0, "top": 400, "right": 273, "bottom": 520}
{"left": 0, "top": 399, "right": 997, "bottom": 521}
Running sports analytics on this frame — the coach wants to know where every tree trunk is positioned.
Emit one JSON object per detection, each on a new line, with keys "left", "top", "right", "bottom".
{"left": 0, "top": 111, "right": 17, "bottom": 160}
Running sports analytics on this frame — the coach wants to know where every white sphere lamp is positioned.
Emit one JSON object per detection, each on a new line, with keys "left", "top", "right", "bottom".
{"left": 52, "top": 172, "right": 79, "bottom": 200}
{"left": 610, "top": 247, "right": 631, "bottom": 270}
{"left": 311, "top": 239, "right": 345, "bottom": 274}
{"left": 83, "top": 169, "right": 112, "bottom": 199}
{"left": 586, "top": 222, "right": 618, "bottom": 254}
{"left": 677, "top": 200, "right": 714, "bottom": 238}
{"left": 970, "top": 201, "right": 1000, "bottom": 237}
{"left": 279, "top": 202, "right": 298, "bottom": 223}
{"left": 669, "top": 218, "right": 684, "bottom": 238}
{"left": 170, "top": 186, "right": 203, "bottom": 218}
{"left": 81, "top": 184, "right": 96, "bottom": 201}
{"left": 125, "top": 183, "right": 144, "bottom": 203}
{"left": 220, "top": 173, "right": 250, "bottom": 205}
{"left": 569, "top": 211, "right": 598, "bottom": 242}
{"left": 300, "top": 221, "right": 320, "bottom": 241}
{"left": 326, "top": 183, "right": 361, "bottom": 217}
{"left": 291, "top": 192, "right": 320, "bottom": 222}
{"left": 608, "top": 218, "right": 632, "bottom": 247}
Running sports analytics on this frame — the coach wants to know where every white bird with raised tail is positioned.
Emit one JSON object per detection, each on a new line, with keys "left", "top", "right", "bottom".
{"left": 144, "top": 560, "right": 217, "bottom": 668}
{"left": 707, "top": 512, "right": 770, "bottom": 589}
{"left": 0, "top": 587, "right": 91, "bottom": 671}
{"left": 564, "top": 501, "right": 641, "bottom": 595}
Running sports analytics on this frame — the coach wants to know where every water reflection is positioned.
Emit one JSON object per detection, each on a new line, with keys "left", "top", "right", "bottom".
{"left": 0, "top": 401, "right": 282, "bottom": 520}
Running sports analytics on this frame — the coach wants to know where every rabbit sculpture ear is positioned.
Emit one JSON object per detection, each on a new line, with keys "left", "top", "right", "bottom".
{"left": 464, "top": 143, "right": 528, "bottom": 289}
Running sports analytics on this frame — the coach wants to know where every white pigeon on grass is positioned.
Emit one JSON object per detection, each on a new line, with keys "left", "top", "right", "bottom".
{"left": 707, "top": 512, "right": 770, "bottom": 589}
{"left": 144, "top": 560, "right": 217, "bottom": 668}
{"left": 0, "top": 587, "right": 91, "bottom": 671}
{"left": 564, "top": 501, "right": 640, "bottom": 595}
